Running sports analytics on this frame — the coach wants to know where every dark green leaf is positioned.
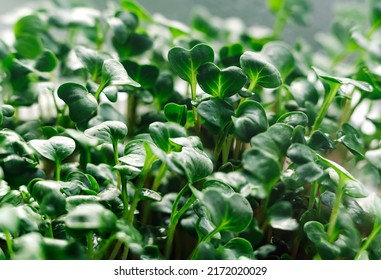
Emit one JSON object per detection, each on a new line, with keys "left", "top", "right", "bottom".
{"left": 167, "top": 147, "right": 213, "bottom": 183}
{"left": 120, "top": 0, "right": 153, "bottom": 21}
{"left": 219, "top": 43, "right": 244, "bottom": 67}
{"left": 312, "top": 66, "right": 373, "bottom": 92}
{"left": 268, "top": 201, "right": 298, "bottom": 231}
{"left": 85, "top": 121, "right": 128, "bottom": 144}
{"left": 14, "top": 33, "right": 43, "bottom": 59}
{"left": 34, "top": 49, "right": 58, "bottom": 72}
{"left": 240, "top": 51, "right": 282, "bottom": 89}
{"left": 308, "top": 130, "right": 335, "bottom": 151}
{"left": 337, "top": 123, "right": 364, "bottom": 158}
{"left": 233, "top": 100, "right": 268, "bottom": 142}
{"left": 65, "top": 203, "right": 117, "bottom": 236}
{"left": 113, "top": 33, "right": 153, "bottom": 59}
{"left": 101, "top": 59, "right": 140, "bottom": 88}
{"left": 277, "top": 111, "right": 309, "bottom": 127}
{"left": 290, "top": 79, "right": 319, "bottom": 106}
{"left": 296, "top": 162, "right": 324, "bottom": 183}
{"left": 287, "top": 143, "right": 314, "bottom": 164}
{"left": 242, "top": 148, "right": 281, "bottom": 194}
{"left": 197, "top": 63, "right": 247, "bottom": 98}
{"left": 57, "top": 82, "right": 98, "bottom": 123}
{"left": 122, "top": 60, "right": 159, "bottom": 89}
{"left": 168, "top": 43, "right": 214, "bottom": 85}
{"left": 29, "top": 136, "right": 76, "bottom": 162}
{"left": 261, "top": 41, "right": 295, "bottom": 78}
{"left": 197, "top": 99, "right": 234, "bottom": 134}
{"left": 29, "top": 180, "right": 66, "bottom": 217}
{"left": 164, "top": 103, "right": 187, "bottom": 126}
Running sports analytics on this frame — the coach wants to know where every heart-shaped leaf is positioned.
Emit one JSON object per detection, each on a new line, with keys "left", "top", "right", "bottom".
{"left": 112, "top": 33, "right": 153, "bottom": 59}
{"left": 29, "top": 136, "right": 76, "bottom": 163}
{"left": 287, "top": 143, "right": 315, "bottom": 164}
{"left": 337, "top": 123, "right": 364, "bottom": 158}
{"left": 84, "top": 121, "right": 128, "bottom": 144}
{"left": 240, "top": 51, "right": 282, "bottom": 89}
{"left": 233, "top": 100, "right": 268, "bottom": 142}
{"left": 197, "top": 62, "right": 247, "bottom": 98}
{"left": 168, "top": 43, "right": 214, "bottom": 86}
{"left": 57, "top": 82, "right": 98, "bottom": 123}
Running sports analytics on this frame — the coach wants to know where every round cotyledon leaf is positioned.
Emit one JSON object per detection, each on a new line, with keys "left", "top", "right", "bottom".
{"left": 29, "top": 136, "right": 76, "bottom": 163}
{"left": 57, "top": 82, "right": 98, "bottom": 123}
{"left": 84, "top": 121, "right": 128, "bottom": 144}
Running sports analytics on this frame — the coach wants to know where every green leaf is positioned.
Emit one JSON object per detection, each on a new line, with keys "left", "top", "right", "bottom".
{"left": 164, "top": 103, "right": 187, "bottom": 126}
{"left": 84, "top": 121, "right": 128, "bottom": 144}
{"left": 343, "top": 180, "right": 368, "bottom": 198}
{"left": 240, "top": 51, "right": 282, "bottom": 89}
{"left": 14, "top": 14, "right": 46, "bottom": 36}
{"left": 316, "top": 154, "right": 356, "bottom": 182}
{"left": 261, "top": 41, "right": 295, "bottom": 78}
{"left": 149, "top": 122, "right": 187, "bottom": 153}
{"left": 65, "top": 203, "right": 117, "bottom": 236}
{"left": 366, "top": 148, "right": 381, "bottom": 169}
{"left": 277, "top": 111, "right": 309, "bottom": 127}
{"left": 197, "top": 99, "right": 234, "bottom": 134}
{"left": 233, "top": 100, "right": 268, "bottom": 142}
{"left": 112, "top": 33, "right": 153, "bottom": 59}
{"left": 141, "top": 188, "right": 162, "bottom": 202}
{"left": 242, "top": 148, "right": 281, "bottom": 194}
{"left": 122, "top": 60, "right": 159, "bottom": 89}
{"left": 120, "top": 0, "right": 153, "bottom": 21}
{"left": 0, "top": 105, "right": 15, "bottom": 126}
{"left": 168, "top": 43, "right": 214, "bottom": 85}
{"left": 219, "top": 43, "right": 244, "bottom": 67}
{"left": 308, "top": 130, "right": 335, "bottom": 152}
{"left": 337, "top": 123, "right": 364, "bottom": 158}
{"left": 74, "top": 46, "right": 107, "bottom": 79}
{"left": 296, "top": 162, "right": 324, "bottom": 183}
{"left": 290, "top": 79, "right": 319, "bottom": 106}
{"left": 167, "top": 147, "right": 213, "bottom": 183}
{"left": 266, "top": 123, "right": 294, "bottom": 154}
{"left": 195, "top": 187, "right": 253, "bottom": 233}
{"left": 57, "top": 82, "right": 98, "bottom": 123}
{"left": 0, "top": 205, "right": 19, "bottom": 235}
{"left": 35, "top": 49, "right": 58, "bottom": 72}
{"left": 312, "top": 66, "right": 373, "bottom": 92}
{"left": 287, "top": 143, "right": 314, "bottom": 164}
{"left": 120, "top": 140, "right": 147, "bottom": 168}
{"left": 14, "top": 33, "right": 43, "bottom": 59}
{"left": 197, "top": 63, "right": 247, "bottom": 98}
{"left": 29, "top": 180, "right": 66, "bottom": 217}
{"left": 101, "top": 59, "right": 140, "bottom": 88}
{"left": 268, "top": 201, "right": 298, "bottom": 231}
{"left": 29, "top": 136, "right": 76, "bottom": 163}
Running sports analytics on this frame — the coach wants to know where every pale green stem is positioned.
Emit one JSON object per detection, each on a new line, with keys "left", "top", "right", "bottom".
{"left": 311, "top": 83, "right": 341, "bottom": 134}
{"left": 4, "top": 230, "right": 14, "bottom": 260}
{"left": 355, "top": 222, "right": 381, "bottom": 260}
{"left": 327, "top": 177, "right": 345, "bottom": 242}
{"left": 55, "top": 159, "right": 61, "bottom": 181}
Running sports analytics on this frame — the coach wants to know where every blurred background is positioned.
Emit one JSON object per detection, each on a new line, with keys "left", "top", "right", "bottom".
{"left": 0, "top": 0, "right": 365, "bottom": 46}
